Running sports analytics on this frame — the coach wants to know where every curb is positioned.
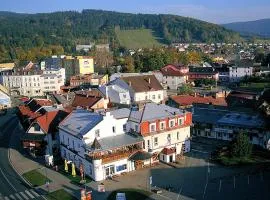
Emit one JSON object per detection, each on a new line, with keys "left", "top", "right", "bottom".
{"left": 8, "top": 120, "right": 48, "bottom": 200}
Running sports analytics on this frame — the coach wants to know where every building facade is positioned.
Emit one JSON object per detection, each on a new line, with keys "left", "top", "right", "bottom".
{"left": 229, "top": 66, "right": 253, "bottom": 82}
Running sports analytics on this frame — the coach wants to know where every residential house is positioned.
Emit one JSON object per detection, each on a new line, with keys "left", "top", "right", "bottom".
{"left": 21, "top": 110, "right": 69, "bottom": 159}
{"left": 188, "top": 67, "right": 219, "bottom": 82}
{"left": 99, "top": 83, "right": 131, "bottom": 105}
{"left": 59, "top": 109, "right": 144, "bottom": 181}
{"left": 126, "top": 103, "right": 192, "bottom": 164}
{"left": 71, "top": 89, "right": 109, "bottom": 111}
{"left": 191, "top": 105, "right": 270, "bottom": 149}
{"left": 229, "top": 66, "right": 253, "bottom": 82}
{"left": 70, "top": 74, "right": 108, "bottom": 87}
{"left": 0, "top": 62, "right": 15, "bottom": 72}
{"left": 159, "top": 64, "right": 189, "bottom": 90}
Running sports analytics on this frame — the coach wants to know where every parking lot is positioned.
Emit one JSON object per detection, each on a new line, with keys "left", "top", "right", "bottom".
{"left": 150, "top": 140, "right": 270, "bottom": 200}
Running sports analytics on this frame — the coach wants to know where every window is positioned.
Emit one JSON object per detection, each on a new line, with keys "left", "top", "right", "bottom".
{"left": 112, "top": 126, "right": 116, "bottom": 133}
{"left": 116, "top": 164, "right": 127, "bottom": 172}
{"left": 178, "top": 118, "right": 184, "bottom": 126}
{"left": 152, "top": 95, "right": 155, "bottom": 100}
{"left": 167, "top": 134, "right": 171, "bottom": 143}
{"left": 68, "top": 138, "right": 70, "bottom": 145}
{"left": 158, "top": 94, "right": 161, "bottom": 99}
{"left": 150, "top": 123, "right": 156, "bottom": 132}
{"left": 147, "top": 140, "right": 150, "bottom": 148}
{"left": 169, "top": 120, "right": 175, "bottom": 128}
{"left": 160, "top": 121, "right": 165, "bottom": 130}
{"left": 123, "top": 124, "right": 126, "bottom": 132}
{"left": 177, "top": 132, "right": 179, "bottom": 140}
{"left": 123, "top": 94, "right": 126, "bottom": 98}
{"left": 95, "top": 129, "right": 100, "bottom": 137}
{"left": 154, "top": 137, "right": 158, "bottom": 146}
{"left": 34, "top": 124, "right": 40, "bottom": 131}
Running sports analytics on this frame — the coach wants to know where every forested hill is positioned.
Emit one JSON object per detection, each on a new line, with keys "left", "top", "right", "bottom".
{"left": 0, "top": 9, "right": 241, "bottom": 62}
{"left": 223, "top": 19, "right": 270, "bottom": 38}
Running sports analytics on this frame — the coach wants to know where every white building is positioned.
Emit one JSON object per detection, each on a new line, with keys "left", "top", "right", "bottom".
{"left": 59, "top": 109, "right": 144, "bottom": 181}
{"left": 229, "top": 66, "right": 253, "bottom": 82}
{"left": 1, "top": 68, "right": 65, "bottom": 96}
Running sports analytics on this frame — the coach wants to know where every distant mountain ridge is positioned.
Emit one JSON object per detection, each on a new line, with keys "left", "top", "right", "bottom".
{"left": 0, "top": 9, "right": 241, "bottom": 62}
{"left": 223, "top": 18, "right": 270, "bottom": 37}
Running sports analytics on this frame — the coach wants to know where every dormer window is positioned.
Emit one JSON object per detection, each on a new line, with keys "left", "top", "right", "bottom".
{"left": 169, "top": 119, "right": 175, "bottom": 128}
{"left": 160, "top": 121, "right": 166, "bottom": 130}
{"left": 178, "top": 118, "right": 184, "bottom": 126}
{"left": 150, "top": 123, "right": 156, "bottom": 132}
{"left": 95, "top": 129, "right": 100, "bottom": 137}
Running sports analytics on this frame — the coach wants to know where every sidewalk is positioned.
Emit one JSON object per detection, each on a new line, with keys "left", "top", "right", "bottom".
{"left": 8, "top": 118, "right": 84, "bottom": 199}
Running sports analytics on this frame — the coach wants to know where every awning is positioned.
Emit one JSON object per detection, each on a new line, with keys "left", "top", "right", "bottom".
{"left": 129, "top": 151, "right": 152, "bottom": 161}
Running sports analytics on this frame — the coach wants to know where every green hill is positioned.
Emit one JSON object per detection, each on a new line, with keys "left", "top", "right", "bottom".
{"left": 0, "top": 9, "right": 242, "bottom": 62}
{"left": 115, "top": 28, "right": 162, "bottom": 49}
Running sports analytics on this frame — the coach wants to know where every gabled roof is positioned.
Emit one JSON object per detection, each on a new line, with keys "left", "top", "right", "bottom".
{"left": 59, "top": 109, "right": 103, "bottom": 138}
{"left": 161, "top": 64, "right": 188, "bottom": 76}
{"left": 71, "top": 93, "right": 102, "bottom": 108}
{"left": 170, "top": 95, "right": 228, "bottom": 107}
{"left": 189, "top": 67, "right": 217, "bottom": 74}
{"left": 35, "top": 110, "right": 69, "bottom": 133}
{"left": 121, "top": 75, "right": 163, "bottom": 93}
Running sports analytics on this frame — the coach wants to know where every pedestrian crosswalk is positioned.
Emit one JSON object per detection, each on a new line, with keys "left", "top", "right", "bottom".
{"left": 0, "top": 189, "right": 40, "bottom": 200}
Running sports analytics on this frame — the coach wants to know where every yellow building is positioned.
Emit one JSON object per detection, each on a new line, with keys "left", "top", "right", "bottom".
{"left": 0, "top": 62, "right": 15, "bottom": 72}
{"left": 75, "top": 56, "right": 94, "bottom": 75}
{"left": 63, "top": 56, "right": 94, "bottom": 83}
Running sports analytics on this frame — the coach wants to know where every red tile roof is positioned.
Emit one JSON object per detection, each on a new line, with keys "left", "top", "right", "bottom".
{"left": 35, "top": 99, "right": 53, "bottom": 106}
{"left": 35, "top": 110, "right": 69, "bottom": 133}
{"left": 161, "top": 147, "right": 176, "bottom": 155}
{"left": 161, "top": 64, "right": 188, "bottom": 76}
{"left": 72, "top": 93, "right": 102, "bottom": 108}
{"left": 171, "top": 95, "right": 227, "bottom": 107}
{"left": 18, "top": 105, "right": 42, "bottom": 119}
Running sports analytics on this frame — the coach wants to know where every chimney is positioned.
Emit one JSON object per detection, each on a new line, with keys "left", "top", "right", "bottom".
{"left": 129, "top": 81, "right": 131, "bottom": 86}
{"left": 148, "top": 78, "right": 151, "bottom": 84}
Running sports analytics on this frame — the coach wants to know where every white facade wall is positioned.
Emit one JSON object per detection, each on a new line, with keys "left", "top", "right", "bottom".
{"left": 229, "top": 66, "right": 253, "bottom": 82}
{"left": 59, "top": 112, "right": 130, "bottom": 181}
{"left": 134, "top": 90, "right": 165, "bottom": 103}
{"left": 142, "top": 126, "right": 190, "bottom": 155}
{"left": 163, "top": 76, "right": 187, "bottom": 90}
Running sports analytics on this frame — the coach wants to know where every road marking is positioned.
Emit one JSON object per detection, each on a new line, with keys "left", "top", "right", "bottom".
{"left": 234, "top": 176, "right": 236, "bottom": 189}
{"left": 19, "top": 192, "right": 28, "bottom": 200}
{"left": 29, "top": 190, "right": 39, "bottom": 198}
{"left": 0, "top": 167, "right": 17, "bottom": 192}
{"left": 203, "top": 175, "right": 208, "bottom": 199}
{"left": 24, "top": 191, "right": 34, "bottom": 199}
{"left": 8, "top": 195, "right": 15, "bottom": 200}
{"left": 248, "top": 175, "right": 249, "bottom": 185}
{"left": 219, "top": 180, "right": 222, "bottom": 192}
{"left": 191, "top": 149, "right": 209, "bottom": 154}
{"left": 176, "top": 187, "right": 182, "bottom": 200}
{"left": 14, "top": 193, "right": 23, "bottom": 200}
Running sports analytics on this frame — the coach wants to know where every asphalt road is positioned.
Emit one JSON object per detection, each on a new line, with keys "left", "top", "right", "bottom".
{"left": 0, "top": 113, "right": 43, "bottom": 200}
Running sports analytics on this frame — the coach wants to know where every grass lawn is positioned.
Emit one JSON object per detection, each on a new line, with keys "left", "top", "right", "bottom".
{"left": 22, "top": 169, "right": 50, "bottom": 187}
{"left": 115, "top": 28, "right": 163, "bottom": 49}
{"left": 46, "top": 189, "right": 76, "bottom": 200}
{"left": 239, "top": 82, "right": 270, "bottom": 91}
{"left": 217, "top": 156, "right": 255, "bottom": 166}
{"left": 107, "top": 188, "right": 151, "bottom": 200}
{"left": 58, "top": 165, "right": 92, "bottom": 185}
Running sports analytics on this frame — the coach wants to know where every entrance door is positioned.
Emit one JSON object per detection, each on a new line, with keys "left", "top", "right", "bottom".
{"left": 169, "top": 155, "right": 173, "bottom": 162}
{"left": 105, "top": 165, "right": 115, "bottom": 176}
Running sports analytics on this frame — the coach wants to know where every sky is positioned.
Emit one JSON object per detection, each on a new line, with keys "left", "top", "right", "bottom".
{"left": 2, "top": 0, "right": 270, "bottom": 24}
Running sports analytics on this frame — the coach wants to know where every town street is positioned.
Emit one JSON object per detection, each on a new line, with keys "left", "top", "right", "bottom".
{"left": 0, "top": 112, "right": 43, "bottom": 200}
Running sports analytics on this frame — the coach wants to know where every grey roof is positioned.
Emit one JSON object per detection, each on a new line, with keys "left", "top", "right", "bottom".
{"left": 59, "top": 109, "right": 103, "bottom": 137}
{"left": 129, "top": 103, "right": 185, "bottom": 122}
{"left": 129, "top": 151, "right": 152, "bottom": 161}
{"left": 191, "top": 107, "right": 229, "bottom": 124}
{"left": 40, "top": 73, "right": 57, "bottom": 77}
{"left": 217, "top": 113, "right": 265, "bottom": 129}
{"left": 86, "top": 133, "right": 143, "bottom": 151}
{"left": 110, "top": 108, "right": 130, "bottom": 119}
